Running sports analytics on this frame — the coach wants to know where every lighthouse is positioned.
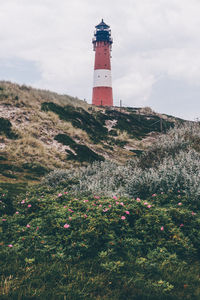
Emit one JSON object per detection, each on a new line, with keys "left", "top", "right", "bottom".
{"left": 92, "top": 19, "right": 113, "bottom": 106}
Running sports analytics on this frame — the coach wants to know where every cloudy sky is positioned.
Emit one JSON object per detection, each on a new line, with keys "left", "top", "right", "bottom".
{"left": 1, "top": 0, "right": 200, "bottom": 120}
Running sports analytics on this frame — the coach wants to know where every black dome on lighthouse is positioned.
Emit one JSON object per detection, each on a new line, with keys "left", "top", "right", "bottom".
{"left": 93, "top": 19, "right": 113, "bottom": 45}
{"left": 95, "top": 19, "right": 110, "bottom": 29}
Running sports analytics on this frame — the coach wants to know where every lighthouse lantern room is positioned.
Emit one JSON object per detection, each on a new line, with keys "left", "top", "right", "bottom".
{"left": 92, "top": 19, "right": 113, "bottom": 106}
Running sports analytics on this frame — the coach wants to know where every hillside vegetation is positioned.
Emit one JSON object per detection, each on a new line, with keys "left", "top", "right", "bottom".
{"left": 0, "top": 81, "right": 182, "bottom": 190}
{"left": 0, "top": 121, "right": 200, "bottom": 299}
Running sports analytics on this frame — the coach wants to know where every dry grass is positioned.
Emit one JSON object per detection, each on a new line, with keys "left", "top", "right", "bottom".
{"left": 5, "top": 133, "right": 70, "bottom": 169}
{"left": 116, "top": 130, "right": 130, "bottom": 141}
{"left": 0, "top": 81, "right": 91, "bottom": 110}
{"left": 0, "top": 275, "right": 14, "bottom": 295}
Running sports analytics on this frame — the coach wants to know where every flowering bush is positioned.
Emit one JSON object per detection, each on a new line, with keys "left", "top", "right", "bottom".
{"left": 0, "top": 187, "right": 200, "bottom": 299}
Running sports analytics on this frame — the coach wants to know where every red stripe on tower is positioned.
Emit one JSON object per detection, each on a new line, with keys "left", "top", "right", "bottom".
{"left": 92, "top": 19, "right": 113, "bottom": 106}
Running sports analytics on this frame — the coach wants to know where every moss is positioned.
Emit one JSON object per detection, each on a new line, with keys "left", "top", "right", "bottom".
{"left": 22, "top": 163, "right": 48, "bottom": 176}
{"left": 0, "top": 156, "right": 6, "bottom": 161}
{"left": 0, "top": 164, "right": 23, "bottom": 172}
{"left": 130, "top": 149, "right": 144, "bottom": 156}
{"left": 114, "top": 140, "right": 128, "bottom": 147}
{"left": 41, "top": 102, "right": 108, "bottom": 143}
{"left": 54, "top": 134, "right": 76, "bottom": 147}
{"left": 66, "top": 145, "right": 104, "bottom": 163}
{"left": 105, "top": 110, "right": 174, "bottom": 138}
{"left": 1, "top": 172, "right": 18, "bottom": 179}
{"left": 109, "top": 130, "right": 118, "bottom": 136}
{"left": 0, "top": 117, "right": 18, "bottom": 139}
{"left": 23, "top": 175, "right": 39, "bottom": 180}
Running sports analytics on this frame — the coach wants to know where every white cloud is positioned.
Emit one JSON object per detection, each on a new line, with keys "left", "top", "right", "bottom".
{"left": 0, "top": 0, "right": 200, "bottom": 119}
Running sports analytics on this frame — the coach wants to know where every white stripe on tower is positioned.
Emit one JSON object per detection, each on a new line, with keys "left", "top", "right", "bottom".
{"left": 93, "top": 69, "right": 112, "bottom": 87}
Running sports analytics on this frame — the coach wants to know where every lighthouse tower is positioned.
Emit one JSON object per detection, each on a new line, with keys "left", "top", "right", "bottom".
{"left": 92, "top": 19, "right": 113, "bottom": 106}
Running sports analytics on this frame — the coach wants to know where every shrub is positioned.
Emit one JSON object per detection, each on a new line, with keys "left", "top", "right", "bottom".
{"left": 0, "top": 190, "right": 199, "bottom": 299}
{"left": 42, "top": 123, "right": 200, "bottom": 202}
{"left": 126, "top": 149, "right": 200, "bottom": 200}
{"left": 0, "top": 118, "right": 18, "bottom": 139}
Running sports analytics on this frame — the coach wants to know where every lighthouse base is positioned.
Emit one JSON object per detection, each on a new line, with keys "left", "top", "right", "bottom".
{"left": 92, "top": 87, "right": 113, "bottom": 106}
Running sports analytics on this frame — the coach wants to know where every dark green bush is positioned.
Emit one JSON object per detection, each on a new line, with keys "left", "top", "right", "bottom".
{"left": 66, "top": 144, "right": 104, "bottom": 163}
{"left": 0, "top": 118, "right": 18, "bottom": 139}
{"left": 54, "top": 134, "right": 76, "bottom": 147}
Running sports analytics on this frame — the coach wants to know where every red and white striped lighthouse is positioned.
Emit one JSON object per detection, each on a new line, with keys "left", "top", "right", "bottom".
{"left": 92, "top": 19, "right": 113, "bottom": 106}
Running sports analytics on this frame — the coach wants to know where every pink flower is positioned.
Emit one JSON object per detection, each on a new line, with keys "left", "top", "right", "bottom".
{"left": 36, "top": 227, "right": 39, "bottom": 231}
{"left": 160, "top": 226, "right": 164, "bottom": 231}
{"left": 147, "top": 205, "right": 152, "bottom": 208}
{"left": 64, "top": 224, "right": 70, "bottom": 228}
{"left": 136, "top": 198, "right": 141, "bottom": 202}
{"left": 192, "top": 211, "right": 196, "bottom": 216}
{"left": 83, "top": 200, "right": 89, "bottom": 203}
{"left": 68, "top": 209, "right": 74, "bottom": 212}
{"left": 112, "top": 196, "right": 118, "bottom": 200}
{"left": 144, "top": 202, "right": 148, "bottom": 205}
{"left": 125, "top": 211, "right": 130, "bottom": 215}
{"left": 180, "top": 224, "right": 184, "bottom": 227}
{"left": 15, "top": 211, "right": 19, "bottom": 214}
{"left": 26, "top": 224, "right": 30, "bottom": 228}
{"left": 63, "top": 206, "right": 67, "bottom": 208}
{"left": 178, "top": 190, "right": 181, "bottom": 193}
{"left": 92, "top": 203, "right": 96, "bottom": 206}
{"left": 152, "top": 194, "right": 156, "bottom": 197}
{"left": 109, "top": 205, "right": 112, "bottom": 208}
{"left": 68, "top": 217, "right": 72, "bottom": 220}
{"left": 161, "top": 192, "right": 164, "bottom": 195}
{"left": 27, "top": 204, "right": 31, "bottom": 208}
{"left": 58, "top": 193, "right": 62, "bottom": 197}
{"left": 103, "top": 208, "right": 109, "bottom": 212}
{"left": 8, "top": 244, "right": 13, "bottom": 248}
{"left": 120, "top": 202, "right": 124, "bottom": 206}
{"left": 94, "top": 196, "right": 100, "bottom": 199}
{"left": 21, "top": 200, "right": 25, "bottom": 204}
{"left": 99, "top": 204, "right": 102, "bottom": 207}
{"left": 121, "top": 216, "right": 126, "bottom": 220}
{"left": 64, "top": 192, "right": 68, "bottom": 194}
{"left": 2, "top": 219, "right": 6, "bottom": 221}
{"left": 116, "top": 202, "right": 119, "bottom": 205}
{"left": 84, "top": 214, "right": 88, "bottom": 218}
{"left": 178, "top": 202, "right": 182, "bottom": 206}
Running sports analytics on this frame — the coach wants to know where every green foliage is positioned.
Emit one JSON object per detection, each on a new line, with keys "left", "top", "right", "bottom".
{"left": 54, "top": 133, "right": 76, "bottom": 147}
{"left": 0, "top": 118, "right": 18, "bottom": 139}
{"left": 0, "top": 183, "right": 27, "bottom": 215}
{"left": 54, "top": 133, "right": 105, "bottom": 163}
{"left": 41, "top": 102, "right": 108, "bottom": 143}
{"left": 66, "top": 144, "right": 105, "bottom": 163}
{"left": 22, "top": 163, "right": 48, "bottom": 176}
{"left": 97, "top": 109, "right": 174, "bottom": 138}
{"left": 0, "top": 186, "right": 200, "bottom": 299}
{"left": 0, "top": 156, "right": 7, "bottom": 161}
{"left": 46, "top": 123, "right": 200, "bottom": 201}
